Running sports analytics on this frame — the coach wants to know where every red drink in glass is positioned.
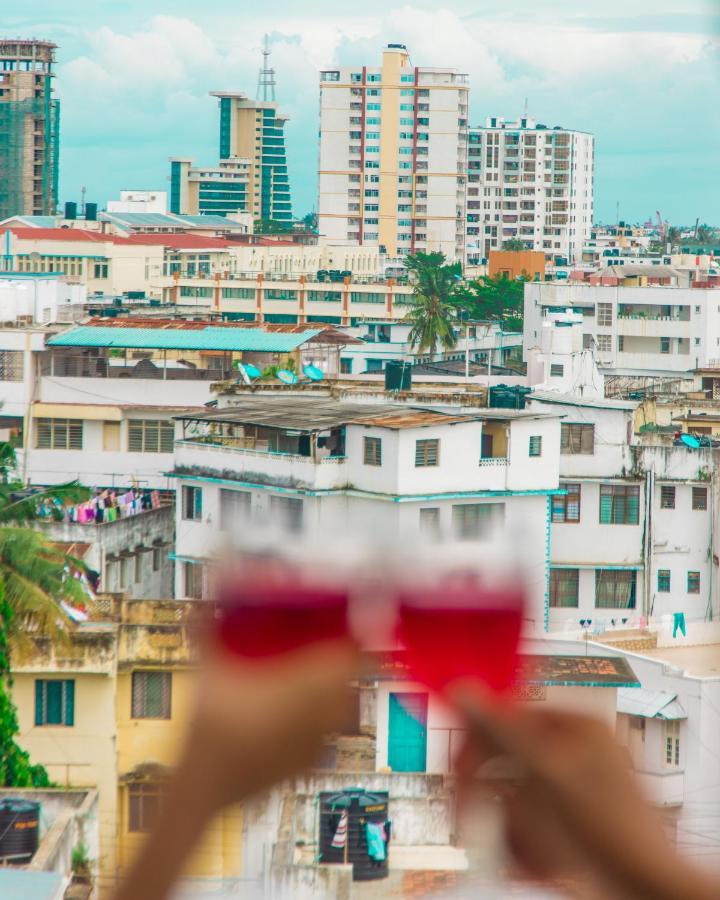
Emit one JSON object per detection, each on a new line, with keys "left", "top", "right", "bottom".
{"left": 397, "top": 582, "right": 524, "bottom": 694}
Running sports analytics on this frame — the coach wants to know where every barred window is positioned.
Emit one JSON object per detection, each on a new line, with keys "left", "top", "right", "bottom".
{"left": 219, "top": 489, "right": 251, "bottom": 530}
{"left": 528, "top": 435, "right": 542, "bottom": 457}
{"left": 128, "top": 782, "right": 163, "bottom": 833}
{"left": 595, "top": 569, "right": 636, "bottom": 608}
{"left": 0, "top": 350, "right": 23, "bottom": 381}
{"left": 184, "top": 562, "right": 204, "bottom": 599}
{"left": 363, "top": 436, "right": 382, "bottom": 466}
{"left": 549, "top": 569, "right": 579, "bottom": 608}
{"left": 181, "top": 486, "right": 202, "bottom": 521}
{"left": 688, "top": 571, "right": 700, "bottom": 594}
{"left": 35, "top": 418, "right": 83, "bottom": 450}
{"left": 128, "top": 419, "right": 174, "bottom": 453}
{"left": 597, "top": 303, "right": 612, "bottom": 326}
{"left": 660, "top": 485, "right": 676, "bottom": 509}
{"left": 131, "top": 671, "right": 171, "bottom": 719}
{"left": 551, "top": 483, "right": 581, "bottom": 523}
{"left": 657, "top": 570, "right": 670, "bottom": 592}
{"left": 560, "top": 423, "right": 594, "bottom": 454}
{"left": 415, "top": 439, "right": 439, "bottom": 467}
{"left": 599, "top": 484, "right": 640, "bottom": 525}
{"left": 452, "top": 503, "right": 503, "bottom": 539}
{"left": 270, "top": 495, "right": 303, "bottom": 532}
{"left": 34, "top": 679, "right": 74, "bottom": 726}
{"left": 692, "top": 487, "right": 707, "bottom": 510}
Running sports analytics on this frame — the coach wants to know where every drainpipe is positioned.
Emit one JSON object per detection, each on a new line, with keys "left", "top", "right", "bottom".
{"left": 643, "top": 469, "right": 653, "bottom": 620}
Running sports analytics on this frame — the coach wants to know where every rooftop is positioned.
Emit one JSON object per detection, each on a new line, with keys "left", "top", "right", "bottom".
{"left": 99, "top": 211, "right": 245, "bottom": 230}
{"left": 594, "top": 264, "right": 680, "bottom": 278}
{"left": 629, "top": 644, "right": 720, "bottom": 679}
{"left": 529, "top": 390, "right": 638, "bottom": 411}
{"left": 47, "top": 323, "right": 326, "bottom": 353}
{"left": 177, "top": 396, "right": 482, "bottom": 432}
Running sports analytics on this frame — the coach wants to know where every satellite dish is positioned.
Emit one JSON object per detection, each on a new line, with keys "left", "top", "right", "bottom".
{"left": 680, "top": 434, "right": 700, "bottom": 449}
{"left": 235, "top": 362, "right": 261, "bottom": 384}
{"left": 303, "top": 364, "right": 324, "bottom": 382}
{"left": 276, "top": 369, "right": 298, "bottom": 385}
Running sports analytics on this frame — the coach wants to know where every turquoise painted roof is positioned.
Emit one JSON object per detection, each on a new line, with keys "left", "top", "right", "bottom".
{"left": 48, "top": 325, "right": 321, "bottom": 353}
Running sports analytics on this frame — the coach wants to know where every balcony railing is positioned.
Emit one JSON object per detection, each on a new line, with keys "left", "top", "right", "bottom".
{"left": 479, "top": 457, "right": 508, "bottom": 466}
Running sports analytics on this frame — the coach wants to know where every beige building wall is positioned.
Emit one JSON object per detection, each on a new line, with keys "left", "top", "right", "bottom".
{"left": 377, "top": 48, "right": 406, "bottom": 256}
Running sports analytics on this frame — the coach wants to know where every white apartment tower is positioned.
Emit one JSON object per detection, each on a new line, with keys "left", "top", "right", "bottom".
{"left": 466, "top": 116, "right": 594, "bottom": 266}
{"left": 318, "top": 44, "right": 469, "bottom": 261}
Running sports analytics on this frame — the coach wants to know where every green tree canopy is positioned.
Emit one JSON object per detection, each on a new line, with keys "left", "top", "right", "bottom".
{"left": 460, "top": 273, "right": 526, "bottom": 333}
{"left": 501, "top": 239, "right": 530, "bottom": 252}
{"left": 403, "top": 252, "right": 463, "bottom": 354}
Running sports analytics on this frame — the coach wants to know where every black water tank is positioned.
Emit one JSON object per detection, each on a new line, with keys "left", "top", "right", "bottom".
{"left": 64, "top": 201, "right": 77, "bottom": 220}
{"left": 318, "top": 789, "right": 389, "bottom": 881}
{"left": 85, "top": 202, "right": 98, "bottom": 221}
{"left": 385, "top": 360, "right": 411, "bottom": 392}
{"left": 0, "top": 798, "right": 40, "bottom": 864}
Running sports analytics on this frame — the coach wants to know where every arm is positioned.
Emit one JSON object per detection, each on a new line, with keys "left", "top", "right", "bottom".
{"left": 113, "top": 641, "right": 358, "bottom": 900}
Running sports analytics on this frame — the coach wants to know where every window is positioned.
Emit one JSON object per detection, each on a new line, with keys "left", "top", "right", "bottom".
{"left": 184, "top": 562, "right": 203, "bottom": 599}
{"left": 549, "top": 568, "right": 579, "bottom": 607}
{"left": 595, "top": 569, "right": 636, "bottom": 608}
{"left": 270, "top": 495, "right": 303, "bottom": 532}
{"left": 560, "top": 423, "right": 594, "bottom": 454}
{"left": 688, "top": 571, "right": 700, "bottom": 594}
{"left": 0, "top": 350, "right": 23, "bottom": 382}
{"left": 35, "top": 679, "right": 74, "bottom": 726}
{"left": 363, "top": 436, "right": 382, "bottom": 466}
{"left": 597, "top": 334, "right": 612, "bottom": 353}
{"left": 119, "top": 557, "right": 128, "bottom": 589}
{"left": 657, "top": 570, "right": 671, "bottom": 592}
{"left": 102, "top": 421, "right": 120, "bottom": 451}
{"left": 692, "top": 486, "right": 707, "bottom": 510}
{"left": 660, "top": 485, "right": 676, "bottom": 509}
{"left": 181, "top": 485, "right": 202, "bottom": 521}
{"left": 551, "top": 483, "right": 581, "bottom": 523}
{"left": 528, "top": 435, "right": 542, "bottom": 457}
{"left": 128, "top": 419, "right": 174, "bottom": 453}
{"left": 599, "top": 484, "right": 640, "bottom": 525}
{"left": 128, "top": 783, "right": 163, "bottom": 833}
{"left": 664, "top": 721, "right": 680, "bottom": 768}
{"left": 550, "top": 363, "right": 564, "bottom": 376}
{"left": 134, "top": 553, "right": 143, "bottom": 584}
{"left": 152, "top": 548, "right": 161, "bottom": 572}
{"left": 452, "top": 503, "right": 503, "bottom": 539}
{"left": 419, "top": 507, "right": 440, "bottom": 537}
{"left": 35, "top": 418, "right": 83, "bottom": 450}
{"left": 597, "top": 303, "right": 612, "bottom": 326}
{"left": 219, "top": 489, "right": 251, "bottom": 531}
{"left": 415, "top": 439, "right": 439, "bottom": 467}
{"left": 660, "top": 337, "right": 670, "bottom": 353}
{"left": 132, "top": 671, "right": 171, "bottom": 719}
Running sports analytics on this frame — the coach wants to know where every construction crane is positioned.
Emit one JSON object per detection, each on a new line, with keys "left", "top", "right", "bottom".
{"left": 655, "top": 210, "right": 668, "bottom": 241}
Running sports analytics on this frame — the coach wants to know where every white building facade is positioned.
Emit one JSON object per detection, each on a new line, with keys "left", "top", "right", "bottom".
{"left": 467, "top": 117, "right": 594, "bottom": 266}
{"left": 524, "top": 281, "right": 720, "bottom": 375}
{"left": 318, "top": 44, "right": 469, "bottom": 261}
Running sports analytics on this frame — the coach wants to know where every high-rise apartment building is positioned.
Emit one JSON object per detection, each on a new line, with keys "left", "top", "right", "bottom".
{"left": 318, "top": 44, "right": 469, "bottom": 261}
{"left": 0, "top": 39, "right": 60, "bottom": 219}
{"left": 169, "top": 42, "right": 292, "bottom": 222}
{"left": 466, "top": 116, "right": 593, "bottom": 266}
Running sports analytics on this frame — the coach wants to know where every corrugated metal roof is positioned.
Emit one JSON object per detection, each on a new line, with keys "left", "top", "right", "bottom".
{"left": 48, "top": 325, "right": 321, "bottom": 353}
{"left": 617, "top": 687, "right": 687, "bottom": 719}
{"left": 100, "top": 212, "right": 243, "bottom": 229}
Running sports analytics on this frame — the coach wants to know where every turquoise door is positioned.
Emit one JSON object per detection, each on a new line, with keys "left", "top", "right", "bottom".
{"left": 388, "top": 692, "right": 428, "bottom": 772}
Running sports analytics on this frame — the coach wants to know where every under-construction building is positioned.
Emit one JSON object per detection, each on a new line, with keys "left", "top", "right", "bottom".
{"left": 0, "top": 39, "right": 60, "bottom": 219}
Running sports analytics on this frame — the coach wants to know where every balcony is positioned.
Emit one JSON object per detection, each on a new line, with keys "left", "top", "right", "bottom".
{"left": 174, "top": 438, "right": 348, "bottom": 491}
{"left": 637, "top": 770, "right": 684, "bottom": 807}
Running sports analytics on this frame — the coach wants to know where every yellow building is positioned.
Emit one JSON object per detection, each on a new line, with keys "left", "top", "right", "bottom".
{"left": 13, "top": 597, "right": 244, "bottom": 897}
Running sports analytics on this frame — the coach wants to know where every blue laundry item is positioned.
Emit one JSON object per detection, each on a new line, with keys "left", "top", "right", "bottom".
{"left": 365, "top": 822, "right": 386, "bottom": 862}
{"left": 672, "top": 612, "right": 686, "bottom": 638}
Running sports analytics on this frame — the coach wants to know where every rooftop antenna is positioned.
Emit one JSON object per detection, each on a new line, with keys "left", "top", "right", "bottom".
{"left": 257, "top": 34, "right": 276, "bottom": 103}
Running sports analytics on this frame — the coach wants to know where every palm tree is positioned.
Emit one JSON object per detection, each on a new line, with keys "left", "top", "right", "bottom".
{"left": 696, "top": 224, "right": 714, "bottom": 246}
{"left": 404, "top": 251, "right": 462, "bottom": 354}
{"left": 0, "top": 443, "right": 89, "bottom": 786}
{"left": 665, "top": 227, "right": 681, "bottom": 251}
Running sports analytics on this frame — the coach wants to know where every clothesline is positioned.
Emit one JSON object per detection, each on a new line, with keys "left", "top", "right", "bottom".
{"left": 37, "top": 488, "right": 161, "bottom": 525}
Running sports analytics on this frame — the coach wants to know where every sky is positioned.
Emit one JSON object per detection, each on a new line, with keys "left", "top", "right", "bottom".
{"left": 4, "top": 0, "right": 720, "bottom": 224}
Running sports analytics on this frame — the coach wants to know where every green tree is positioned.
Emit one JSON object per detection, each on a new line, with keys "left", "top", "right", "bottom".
{"left": 0, "top": 445, "right": 88, "bottom": 786}
{"left": 696, "top": 224, "right": 714, "bottom": 246}
{"left": 665, "top": 226, "right": 681, "bottom": 250}
{"left": 501, "top": 238, "right": 529, "bottom": 252}
{"left": 462, "top": 273, "right": 526, "bottom": 333}
{"left": 253, "top": 219, "right": 294, "bottom": 235}
{"left": 403, "top": 252, "right": 462, "bottom": 354}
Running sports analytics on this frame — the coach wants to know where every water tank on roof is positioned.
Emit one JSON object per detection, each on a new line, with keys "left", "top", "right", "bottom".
{"left": 0, "top": 798, "right": 40, "bottom": 864}
{"left": 64, "top": 201, "right": 77, "bottom": 220}
{"left": 385, "top": 360, "right": 411, "bottom": 392}
{"left": 489, "top": 385, "right": 531, "bottom": 409}
{"left": 85, "top": 202, "right": 98, "bottom": 221}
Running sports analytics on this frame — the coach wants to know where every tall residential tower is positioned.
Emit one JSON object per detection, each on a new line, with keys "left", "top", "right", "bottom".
{"left": 318, "top": 44, "right": 469, "bottom": 261}
{"left": 0, "top": 39, "right": 60, "bottom": 219}
{"left": 466, "top": 116, "right": 594, "bottom": 266}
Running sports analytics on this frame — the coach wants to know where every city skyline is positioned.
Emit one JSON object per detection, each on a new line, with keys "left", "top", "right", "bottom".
{"left": 3, "top": 0, "right": 719, "bottom": 224}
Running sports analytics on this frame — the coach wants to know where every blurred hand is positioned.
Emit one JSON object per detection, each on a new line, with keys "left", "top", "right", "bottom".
{"left": 453, "top": 690, "right": 717, "bottom": 900}
{"left": 180, "top": 639, "right": 359, "bottom": 815}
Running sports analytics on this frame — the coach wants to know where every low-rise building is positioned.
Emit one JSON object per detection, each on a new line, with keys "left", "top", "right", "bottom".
{"left": 170, "top": 390, "right": 561, "bottom": 629}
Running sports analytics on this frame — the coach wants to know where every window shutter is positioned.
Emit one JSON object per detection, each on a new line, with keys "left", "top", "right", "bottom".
{"left": 599, "top": 488, "right": 613, "bottom": 523}
{"left": 627, "top": 489, "right": 639, "bottom": 524}
{"left": 68, "top": 421, "right": 83, "bottom": 450}
{"left": 131, "top": 671, "right": 144, "bottom": 718}
{"left": 566, "top": 484, "right": 580, "bottom": 520}
{"left": 580, "top": 425, "right": 594, "bottom": 453}
{"left": 160, "top": 423, "right": 174, "bottom": 453}
{"left": 128, "top": 423, "right": 143, "bottom": 452}
{"left": 35, "top": 680, "right": 44, "bottom": 726}
{"left": 46, "top": 680, "right": 62, "bottom": 725}
{"left": 64, "top": 680, "right": 75, "bottom": 726}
